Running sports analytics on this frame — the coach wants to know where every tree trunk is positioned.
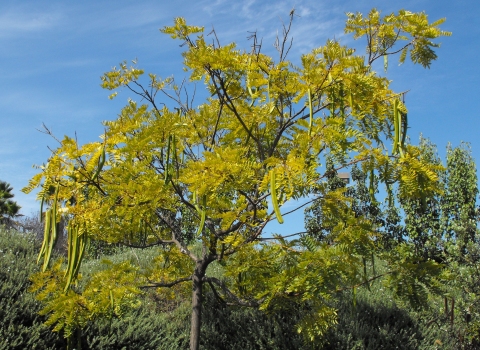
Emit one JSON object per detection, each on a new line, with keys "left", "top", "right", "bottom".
{"left": 190, "top": 263, "right": 205, "bottom": 350}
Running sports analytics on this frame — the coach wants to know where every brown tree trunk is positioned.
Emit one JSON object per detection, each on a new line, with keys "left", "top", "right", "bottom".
{"left": 190, "top": 263, "right": 206, "bottom": 350}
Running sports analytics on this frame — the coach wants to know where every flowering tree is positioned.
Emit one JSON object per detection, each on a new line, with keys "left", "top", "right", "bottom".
{"left": 24, "top": 9, "right": 450, "bottom": 349}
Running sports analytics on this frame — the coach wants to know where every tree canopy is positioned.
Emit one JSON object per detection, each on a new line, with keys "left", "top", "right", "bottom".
{"left": 23, "top": 9, "right": 451, "bottom": 349}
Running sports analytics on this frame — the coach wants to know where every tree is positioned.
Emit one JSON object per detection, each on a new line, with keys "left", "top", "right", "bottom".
{"left": 400, "top": 137, "right": 445, "bottom": 261}
{"left": 0, "top": 180, "right": 21, "bottom": 226}
{"left": 398, "top": 141, "right": 479, "bottom": 346}
{"left": 310, "top": 139, "right": 480, "bottom": 346}
{"left": 23, "top": 9, "right": 450, "bottom": 349}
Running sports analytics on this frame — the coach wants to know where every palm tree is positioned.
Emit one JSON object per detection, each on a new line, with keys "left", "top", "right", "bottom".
{"left": 0, "top": 180, "right": 21, "bottom": 225}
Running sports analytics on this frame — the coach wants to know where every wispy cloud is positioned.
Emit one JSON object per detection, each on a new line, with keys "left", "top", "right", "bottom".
{"left": 0, "top": 8, "right": 62, "bottom": 38}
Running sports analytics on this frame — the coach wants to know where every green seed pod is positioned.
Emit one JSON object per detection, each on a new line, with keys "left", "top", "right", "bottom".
{"left": 308, "top": 88, "right": 313, "bottom": 136}
{"left": 392, "top": 99, "right": 400, "bottom": 155}
{"left": 195, "top": 194, "right": 207, "bottom": 237}
{"left": 270, "top": 170, "right": 284, "bottom": 224}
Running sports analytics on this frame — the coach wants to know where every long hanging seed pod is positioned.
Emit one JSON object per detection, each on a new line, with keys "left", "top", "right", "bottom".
{"left": 270, "top": 169, "right": 284, "bottom": 224}
{"left": 349, "top": 91, "right": 354, "bottom": 113}
{"left": 71, "top": 231, "right": 87, "bottom": 284}
{"left": 392, "top": 99, "right": 400, "bottom": 155}
{"left": 64, "top": 223, "right": 88, "bottom": 292}
{"left": 92, "top": 147, "right": 106, "bottom": 181}
{"left": 339, "top": 82, "right": 345, "bottom": 118}
{"left": 267, "top": 76, "right": 275, "bottom": 114}
{"left": 43, "top": 211, "right": 57, "bottom": 272}
{"left": 64, "top": 223, "right": 78, "bottom": 292}
{"left": 38, "top": 185, "right": 60, "bottom": 272}
{"left": 307, "top": 88, "right": 313, "bottom": 136}
{"left": 65, "top": 222, "right": 74, "bottom": 277}
{"left": 37, "top": 208, "right": 51, "bottom": 264}
{"left": 400, "top": 111, "right": 408, "bottom": 151}
{"left": 328, "top": 73, "right": 335, "bottom": 117}
{"left": 172, "top": 134, "right": 179, "bottom": 180}
{"left": 369, "top": 168, "right": 376, "bottom": 203}
{"left": 195, "top": 194, "right": 207, "bottom": 237}
{"left": 39, "top": 196, "right": 45, "bottom": 222}
{"left": 246, "top": 57, "right": 256, "bottom": 103}
{"left": 400, "top": 93, "right": 408, "bottom": 153}
{"left": 109, "top": 289, "right": 115, "bottom": 313}
{"left": 164, "top": 134, "right": 172, "bottom": 184}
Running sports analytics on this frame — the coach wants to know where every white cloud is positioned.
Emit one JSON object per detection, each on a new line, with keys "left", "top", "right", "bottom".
{"left": 0, "top": 9, "right": 62, "bottom": 38}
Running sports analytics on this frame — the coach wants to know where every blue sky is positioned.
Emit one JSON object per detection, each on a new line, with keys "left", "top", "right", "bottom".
{"left": 1, "top": 0, "right": 478, "bottom": 235}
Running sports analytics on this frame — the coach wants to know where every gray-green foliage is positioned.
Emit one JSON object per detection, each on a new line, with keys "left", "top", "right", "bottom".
{"left": 0, "top": 226, "right": 65, "bottom": 350}
{"left": 322, "top": 276, "right": 457, "bottom": 350}
{"left": 0, "top": 223, "right": 471, "bottom": 349}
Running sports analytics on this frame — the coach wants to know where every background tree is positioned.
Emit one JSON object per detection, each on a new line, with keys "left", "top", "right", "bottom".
{"left": 0, "top": 180, "right": 21, "bottom": 227}
{"left": 400, "top": 137, "right": 444, "bottom": 261}
{"left": 440, "top": 142, "right": 479, "bottom": 346}
{"left": 23, "top": 9, "right": 450, "bottom": 350}
{"left": 307, "top": 139, "right": 480, "bottom": 347}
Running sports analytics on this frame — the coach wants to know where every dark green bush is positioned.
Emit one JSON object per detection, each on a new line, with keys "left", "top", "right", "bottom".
{"left": 322, "top": 283, "right": 457, "bottom": 350}
{"left": 199, "top": 293, "right": 307, "bottom": 350}
{"left": 0, "top": 226, "right": 66, "bottom": 350}
{"left": 80, "top": 304, "right": 188, "bottom": 350}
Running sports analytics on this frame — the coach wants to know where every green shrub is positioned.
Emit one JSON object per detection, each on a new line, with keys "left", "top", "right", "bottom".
{"left": 0, "top": 226, "right": 462, "bottom": 349}
{"left": 322, "top": 282, "right": 457, "bottom": 349}
{"left": 0, "top": 226, "right": 66, "bottom": 349}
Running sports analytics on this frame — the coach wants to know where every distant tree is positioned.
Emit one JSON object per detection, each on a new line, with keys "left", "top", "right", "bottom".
{"left": 17, "top": 211, "right": 44, "bottom": 239}
{"left": 0, "top": 180, "right": 21, "bottom": 226}
{"left": 441, "top": 143, "right": 479, "bottom": 258}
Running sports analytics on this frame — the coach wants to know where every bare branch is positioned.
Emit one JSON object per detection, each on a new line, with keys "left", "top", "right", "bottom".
{"left": 206, "top": 279, "right": 226, "bottom": 304}
{"left": 37, "top": 123, "right": 62, "bottom": 145}
{"left": 274, "top": 9, "right": 296, "bottom": 62}
{"left": 256, "top": 231, "right": 307, "bottom": 241}
{"left": 207, "top": 27, "right": 221, "bottom": 48}
{"left": 204, "top": 276, "right": 260, "bottom": 307}
{"left": 141, "top": 276, "right": 192, "bottom": 289}
{"left": 335, "top": 271, "right": 393, "bottom": 293}
{"left": 121, "top": 240, "right": 175, "bottom": 248}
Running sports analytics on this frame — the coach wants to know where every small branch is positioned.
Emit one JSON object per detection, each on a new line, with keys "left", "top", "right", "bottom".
{"left": 37, "top": 123, "right": 62, "bottom": 145}
{"left": 335, "top": 271, "right": 393, "bottom": 293}
{"left": 210, "top": 100, "right": 224, "bottom": 146}
{"left": 141, "top": 276, "right": 192, "bottom": 289}
{"left": 121, "top": 240, "right": 175, "bottom": 248}
{"left": 207, "top": 27, "right": 221, "bottom": 48}
{"left": 204, "top": 276, "right": 260, "bottom": 307}
{"left": 256, "top": 231, "right": 307, "bottom": 241}
{"left": 280, "top": 198, "right": 318, "bottom": 217}
{"left": 206, "top": 279, "right": 226, "bottom": 304}
{"left": 274, "top": 9, "right": 296, "bottom": 62}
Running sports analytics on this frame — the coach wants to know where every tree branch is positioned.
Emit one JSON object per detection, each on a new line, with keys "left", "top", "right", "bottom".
{"left": 203, "top": 276, "right": 260, "bottom": 307}
{"left": 141, "top": 276, "right": 192, "bottom": 289}
{"left": 256, "top": 231, "right": 307, "bottom": 241}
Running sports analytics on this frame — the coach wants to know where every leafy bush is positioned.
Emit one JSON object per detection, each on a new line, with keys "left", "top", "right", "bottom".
{"left": 0, "top": 226, "right": 66, "bottom": 349}
{"left": 0, "top": 225, "right": 465, "bottom": 349}
{"left": 322, "top": 291, "right": 447, "bottom": 349}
